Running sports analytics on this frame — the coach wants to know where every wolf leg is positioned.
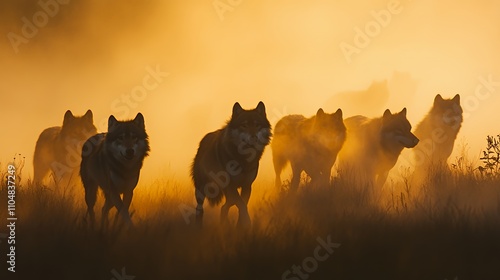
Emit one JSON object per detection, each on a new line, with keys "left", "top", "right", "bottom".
{"left": 272, "top": 153, "right": 287, "bottom": 189}
{"left": 309, "top": 171, "right": 326, "bottom": 187}
{"left": 308, "top": 164, "right": 326, "bottom": 187}
{"left": 101, "top": 194, "right": 113, "bottom": 230}
{"left": 122, "top": 190, "right": 134, "bottom": 215}
{"left": 240, "top": 184, "right": 252, "bottom": 205}
{"left": 195, "top": 188, "right": 205, "bottom": 226}
{"left": 220, "top": 200, "right": 235, "bottom": 225}
{"left": 319, "top": 168, "right": 332, "bottom": 187}
{"left": 229, "top": 187, "right": 251, "bottom": 227}
{"left": 290, "top": 164, "right": 303, "bottom": 190}
{"left": 83, "top": 181, "right": 98, "bottom": 227}
{"left": 220, "top": 188, "right": 237, "bottom": 224}
{"left": 107, "top": 190, "right": 132, "bottom": 225}
{"left": 113, "top": 190, "right": 135, "bottom": 228}
{"left": 33, "top": 158, "right": 50, "bottom": 185}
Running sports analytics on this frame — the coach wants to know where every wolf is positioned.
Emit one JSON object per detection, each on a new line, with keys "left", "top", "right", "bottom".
{"left": 413, "top": 94, "right": 463, "bottom": 178}
{"left": 386, "top": 71, "right": 418, "bottom": 109}
{"left": 338, "top": 108, "right": 419, "bottom": 188}
{"left": 272, "top": 108, "right": 346, "bottom": 190}
{"left": 324, "top": 80, "right": 389, "bottom": 117}
{"left": 33, "top": 110, "right": 97, "bottom": 186}
{"left": 324, "top": 72, "right": 418, "bottom": 118}
{"left": 191, "top": 101, "right": 271, "bottom": 227}
{"left": 80, "top": 113, "right": 149, "bottom": 227}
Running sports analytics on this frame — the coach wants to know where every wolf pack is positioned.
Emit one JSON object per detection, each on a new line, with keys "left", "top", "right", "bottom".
{"left": 32, "top": 91, "right": 463, "bottom": 228}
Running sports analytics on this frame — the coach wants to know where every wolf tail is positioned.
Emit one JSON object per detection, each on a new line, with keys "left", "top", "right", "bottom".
{"left": 191, "top": 164, "right": 225, "bottom": 207}
{"left": 193, "top": 179, "right": 225, "bottom": 207}
{"left": 206, "top": 188, "right": 224, "bottom": 207}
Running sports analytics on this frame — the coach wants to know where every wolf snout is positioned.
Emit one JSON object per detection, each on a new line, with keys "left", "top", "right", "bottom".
{"left": 124, "top": 148, "right": 135, "bottom": 159}
{"left": 409, "top": 137, "right": 419, "bottom": 148}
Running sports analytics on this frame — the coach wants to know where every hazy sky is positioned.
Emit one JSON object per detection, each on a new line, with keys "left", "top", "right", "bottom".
{"left": 1, "top": 0, "right": 499, "bottom": 182}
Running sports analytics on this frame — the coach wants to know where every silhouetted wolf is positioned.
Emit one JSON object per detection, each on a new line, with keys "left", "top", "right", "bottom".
{"left": 191, "top": 102, "right": 271, "bottom": 227}
{"left": 33, "top": 110, "right": 97, "bottom": 185}
{"left": 324, "top": 80, "right": 389, "bottom": 117}
{"left": 338, "top": 108, "right": 419, "bottom": 188}
{"left": 386, "top": 71, "right": 418, "bottom": 109}
{"left": 324, "top": 72, "right": 418, "bottom": 117}
{"left": 80, "top": 113, "right": 149, "bottom": 227}
{"left": 413, "top": 94, "right": 463, "bottom": 177}
{"left": 272, "top": 108, "right": 346, "bottom": 189}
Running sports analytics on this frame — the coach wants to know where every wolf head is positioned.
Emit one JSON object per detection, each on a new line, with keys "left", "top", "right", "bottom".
{"left": 430, "top": 94, "right": 463, "bottom": 131}
{"left": 107, "top": 113, "right": 150, "bottom": 162}
{"left": 60, "top": 110, "right": 97, "bottom": 144}
{"left": 369, "top": 79, "right": 388, "bottom": 91}
{"left": 388, "top": 72, "right": 418, "bottom": 95}
{"left": 228, "top": 101, "right": 272, "bottom": 150}
{"left": 381, "top": 108, "right": 419, "bottom": 149}
{"left": 312, "top": 108, "right": 346, "bottom": 151}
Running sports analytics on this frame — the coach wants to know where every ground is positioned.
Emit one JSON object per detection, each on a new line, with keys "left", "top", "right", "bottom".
{"left": 1, "top": 159, "right": 500, "bottom": 280}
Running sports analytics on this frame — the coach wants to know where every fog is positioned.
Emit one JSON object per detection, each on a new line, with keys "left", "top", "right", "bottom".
{"left": 1, "top": 0, "right": 499, "bottom": 183}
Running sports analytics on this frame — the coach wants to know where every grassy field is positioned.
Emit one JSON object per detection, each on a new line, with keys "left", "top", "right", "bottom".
{"left": 1, "top": 155, "right": 500, "bottom": 280}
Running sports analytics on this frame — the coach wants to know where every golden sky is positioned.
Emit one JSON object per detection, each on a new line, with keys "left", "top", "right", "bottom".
{"left": 1, "top": 0, "right": 499, "bottom": 182}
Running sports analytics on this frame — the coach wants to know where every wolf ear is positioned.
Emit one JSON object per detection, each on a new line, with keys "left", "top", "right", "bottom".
{"left": 452, "top": 94, "right": 460, "bottom": 104}
{"left": 133, "top": 113, "right": 145, "bottom": 129}
{"left": 63, "top": 110, "right": 74, "bottom": 126}
{"left": 83, "top": 110, "right": 93, "bottom": 123}
{"left": 383, "top": 109, "right": 392, "bottom": 119}
{"left": 434, "top": 94, "right": 444, "bottom": 105}
{"left": 255, "top": 101, "right": 266, "bottom": 116}
{"left": 333, "top": 108, "right": 343, "bottom": 120}
{"left": 316, "top": 108, "right": 325, "bottom": 117}
{"left": 108, "top": 115, "right": 118, "bottom": 130}
{"left": 399, "top": 107, "right": 407, "bottom": 116}
{"left": 370, "top": 79, "right": 387, "bottom": 88}
{"left": 232, "top": 102, "right": 244, "bottom": 117}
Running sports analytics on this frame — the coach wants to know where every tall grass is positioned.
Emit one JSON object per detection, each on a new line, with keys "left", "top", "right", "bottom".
{"left": 1, "top": 147, "right": 500, "bottom": 280}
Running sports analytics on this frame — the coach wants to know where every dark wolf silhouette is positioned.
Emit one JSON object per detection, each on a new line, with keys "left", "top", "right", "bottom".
{"left": 80, "top": 113, "right": 150, "bottom": 227}
{"left": 191, "top": 102, "right": 271, "bottom": 227}
{"left": 338, "top": 108, "right": 419, "bottom": 188}
{"left": 33, "top": 110, "right": 97, "bottom": 185}
{"left": 272, "top": 108, "right": 346, "bottom": 190}
{"left": 413, "top": 94, "right": 463, "bottom": 178}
